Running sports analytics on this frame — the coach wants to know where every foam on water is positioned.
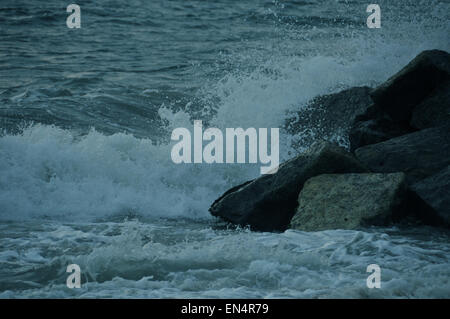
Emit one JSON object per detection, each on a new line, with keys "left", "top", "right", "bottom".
{"left": 0, "top": 221, "right": 449, "bottom": 298}
{"left": 1, "top": 0, "right": 450, "bottom": 298}
{"left": 0, "top": 124, "right": 260, "bottom": 221}
{"left": 2, "top": 23, "right": 449, "bottom": 221}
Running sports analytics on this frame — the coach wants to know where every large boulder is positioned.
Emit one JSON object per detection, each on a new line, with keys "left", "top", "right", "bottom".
{"left": 355, "top": 124, "right": 450, "bottom": 184}
{"left": 410, "top": 80, "right": 450, "bottom": 129}
{"left": 411, "top": 165, "right": 450, "bottom": 226}
{"left": 290, "top": 173, "right": 409, "bottom": 231}
{"left": 349, "top": 50, "right": 450, "bottom": 151}
{"left": 370, "top": 50, "right": 450, "bottom": 123}
{"left": 209, "top": 142, "right": 368, "bottom": 232}
{"left": 349, "top": 104, "right": 415, "bottom": 152}
{"left": 285, "top": 87, "right": 373, "bottom": 149}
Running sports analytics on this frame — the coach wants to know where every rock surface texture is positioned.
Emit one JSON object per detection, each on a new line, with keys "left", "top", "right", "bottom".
{"left": 349, "top": 50, "right": 450, "bottom": 151}
{"left": 354, "top": 124, "right": 450, "bottom": 184}
{"left": 290, "top": 173, "right": 408, "bottom": 231}
{"left": 370, "top": 49, "right": 450, "bottom": 123}
{"left": 285, "top": 87, "right": 373, "bottom": 148}
{"left": 209, "top": 142, "right": 367, "bottom": 231}
{"left": 210, "top": 50, "right": 450, "bottom": 232}
{"left": 411, "top": 166, "right": 450, "bottom": 226}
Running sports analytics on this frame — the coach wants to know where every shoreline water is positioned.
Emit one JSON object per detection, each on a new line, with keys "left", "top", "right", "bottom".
{"left": 1, "top": 0, "right": 449, "bottom": 298}
{"left": 1, "top": 218, "right": 449, "bottom": 298}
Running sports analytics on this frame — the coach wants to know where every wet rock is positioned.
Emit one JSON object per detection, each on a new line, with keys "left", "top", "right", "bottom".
{"left": 290, "top": 173, "right": 408, "bottom": 231}
{"left": 370, "top": 50, "right": 450, "bottom": 123}
{"left": 285, "top": 87, "right": 373, "bottom": 149}
{"left": 209, "top": 141, "right": 368, "bottom": 232}
{"left": 349, "top": 50, "right": 450, "bottom": 151}
{"left": 349, "top": 104, "right": 414, "bottom": 152}
{"left": 354, "top": 124, "right": 450, "bottom": 184}
{"left": 411, "top": 166, "right": 450, "bottom": 226}
{"left": 410, "top": 80, "right": 450, "bottom": 129}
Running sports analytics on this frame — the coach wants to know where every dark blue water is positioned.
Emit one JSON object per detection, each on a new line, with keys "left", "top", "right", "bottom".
{"left": 0, "top": 0, "right": 449, "bottom": 298}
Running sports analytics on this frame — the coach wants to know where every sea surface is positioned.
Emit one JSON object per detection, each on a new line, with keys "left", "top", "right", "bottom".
{"left": 0, "top": 0, "right": 449, "bottom": 298}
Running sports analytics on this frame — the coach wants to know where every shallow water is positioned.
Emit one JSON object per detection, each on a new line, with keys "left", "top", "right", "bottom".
{"left": 1, "top": 220, "right": 449, "bottom": 298}
{"left": 0, "top": 0, "right": 449, "bottom": 298}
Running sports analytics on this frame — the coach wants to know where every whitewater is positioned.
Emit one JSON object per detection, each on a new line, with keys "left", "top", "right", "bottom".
{"left": 0, "top": 0, "right": 449, "bottom": 298}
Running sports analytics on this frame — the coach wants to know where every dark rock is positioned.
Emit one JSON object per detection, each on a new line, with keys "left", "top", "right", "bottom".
{"left": 209, "top": 141, "right": 368, "bottom": 232}
{"left": 410, "top": 80, "right": 450, "bottom": 129}
{"left": 349, "top": 104, "right": 415, "bottom": 152}
{"left": 290, "top": 173, "right": 408, "bottom": 231}
{"left": 355, "top": 124, "right": 450, "bottom": 184}
{"left": 285, "top": 87, "right": 373, "bottom": 149}
{"left": 411, "top": 166, "right": 450, "bottom": 226}
{"left": 349, "top": 50, "right": 450, "bottom": 151}
{"left": 370, "top": 50, "right": 450, "bottom": 123}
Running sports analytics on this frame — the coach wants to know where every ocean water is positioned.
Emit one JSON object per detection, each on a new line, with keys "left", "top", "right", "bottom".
{"left": 0, "top": 0, "right": 449, "bottom": 298}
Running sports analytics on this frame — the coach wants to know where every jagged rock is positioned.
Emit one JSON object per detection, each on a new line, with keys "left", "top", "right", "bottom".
{"left": 411, "top": 166, "right": 450, "bottom": 226}
{"left": 349, "top": 104, "right": 414, "bottom": 152}
{"left": 209, "top": 141, "right": 368, "bottom": 232}
{"left": 290, "top": 173, "right": 408, "bottom": 231}
{"left": 410, "top": 80, "right": 450, "bottom": 129}
{"left": 349, "top": 50, "right": 450, "bottom": 151}
{"left": 370, "top": 50, "right": 450, "bottom": 123}
{"left": 285, "top": 87, "right": 373, "bottom": 149}
{"left": 211, "top": 50, "right": 450, "bottom": 233}
{"left": 355, "top": 124, "right": 450, "bottom": 184}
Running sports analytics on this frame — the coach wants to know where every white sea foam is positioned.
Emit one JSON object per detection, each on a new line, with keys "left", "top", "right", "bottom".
{"left": 0, "top": 124, "right": 258, "bottom": 221}
{"left": 1, "top": 17, "right": 449, "bottom": 221}
{"left": 1, "top": 0, "right": 449, "bottom": 299}
{"left": 0, "top": 221, "right": 448, "bottom": 298}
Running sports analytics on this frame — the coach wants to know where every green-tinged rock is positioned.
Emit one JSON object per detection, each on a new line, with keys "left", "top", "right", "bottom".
{"left": 209, "top": 141, "right": 368, "bottom": 232}
{"left": 290, "top": 173, "right": 408, "bottom": 231}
